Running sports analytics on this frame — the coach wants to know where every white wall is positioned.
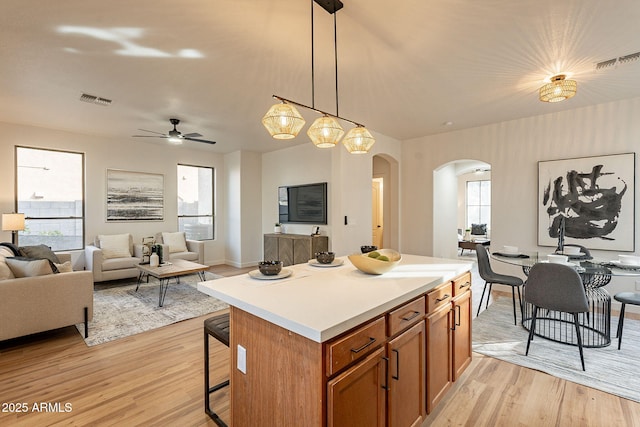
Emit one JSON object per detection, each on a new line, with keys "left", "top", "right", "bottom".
{"left": 402, "top": 96, "right": 640, "bottom": 298}
{"left": 0, "top": 121, "right": 227, "bottom": 266}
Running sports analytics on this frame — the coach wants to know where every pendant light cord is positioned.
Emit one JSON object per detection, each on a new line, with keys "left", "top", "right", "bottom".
{"left": 334, "top": 12, "right": 339, "bottom": 117}
{"left": 311, "top": 0, "right": 315, "bottom": 109}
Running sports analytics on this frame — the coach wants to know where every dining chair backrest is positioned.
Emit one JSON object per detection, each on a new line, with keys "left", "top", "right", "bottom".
{"left": 475, "top": 244, "right": 493, "bottom": 280}
{"left": 525, "top": 263, "right": 588, "bottom": 313}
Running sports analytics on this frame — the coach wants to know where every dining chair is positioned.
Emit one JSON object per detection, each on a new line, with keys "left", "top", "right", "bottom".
{"left": 475, "top": 244, "right": 524, "bottom": 325}
{"left": 524, "top": 263, "right": 589, "bottom": 370}
{"left": 613, "top": 292, "right": 640, "bottom": 350}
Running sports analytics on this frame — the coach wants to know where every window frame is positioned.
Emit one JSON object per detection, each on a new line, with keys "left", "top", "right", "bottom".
{"left": 465, "top": 179, "right": 491, "bottom": 231}
{"left": 15, "top": 145, "right": 86, "bottom": 251}
{"left": 177, "top": 163, "right": 215, "bottom": 241}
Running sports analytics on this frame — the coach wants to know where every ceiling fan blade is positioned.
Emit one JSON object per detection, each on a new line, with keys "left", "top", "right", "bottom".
{"left": 132, "top": 135, "right": 169, "bottom": 138}
{"left": 182, "top": 132, "right": 203, "bottom": 138}
{"left": 184, "top": 137, "right": 216, "bottom": 144}
{"left": 137, "top": 128, "right": 167, "bottom": 136}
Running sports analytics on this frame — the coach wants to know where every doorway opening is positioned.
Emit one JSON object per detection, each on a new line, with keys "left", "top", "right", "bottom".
{"left": 372, "top": 154, "right": 399, "bottom": 251}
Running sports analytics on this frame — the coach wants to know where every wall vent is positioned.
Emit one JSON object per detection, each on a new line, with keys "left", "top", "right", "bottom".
{"left": 595, "top": 51, "right": 640, "bottom": 71}
{"left": 79, "top": 93, "right": 112, "bottom": 106}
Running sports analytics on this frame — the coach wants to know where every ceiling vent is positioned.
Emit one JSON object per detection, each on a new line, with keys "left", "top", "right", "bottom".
{"left": 79, "top": 93, "right": 112, "bottom": 106}
{"left": 595, "top": 51, "right": 640, "bottom": 71}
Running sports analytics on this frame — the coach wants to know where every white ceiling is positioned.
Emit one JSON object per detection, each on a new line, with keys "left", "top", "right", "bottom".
{"left": 2, "top": 0, "right": 640, "bottom": 153}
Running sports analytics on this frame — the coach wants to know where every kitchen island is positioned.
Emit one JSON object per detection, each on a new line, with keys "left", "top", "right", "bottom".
{"left": 198, "top": 254, "right": 473, "bottom": 426}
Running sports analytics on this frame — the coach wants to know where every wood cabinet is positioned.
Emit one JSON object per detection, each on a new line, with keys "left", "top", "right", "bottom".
{"left": 452, "top": 273, "right": 472, "bottom": 381}
{"left": 264, "top": 233, "right": 329, "bottom": 266}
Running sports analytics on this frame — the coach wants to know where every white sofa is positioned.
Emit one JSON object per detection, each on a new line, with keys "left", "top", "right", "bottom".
{"left": 85, "top": 234, "right": 143, "bottom": 282}
{"left": 0, "top": 250, "right": 93, "bottom": 341}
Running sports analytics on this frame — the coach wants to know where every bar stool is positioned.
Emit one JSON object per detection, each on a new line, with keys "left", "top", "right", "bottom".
{"left": 614, "top": 292, "right": 640, "bottom": 350}
{"left": 204, "top": 313, "right": 230, "bottom": 427}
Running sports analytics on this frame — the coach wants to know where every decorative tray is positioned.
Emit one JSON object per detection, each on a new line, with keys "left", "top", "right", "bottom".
{"left": 248, "top": 268, "right": 293, "bottom": 280}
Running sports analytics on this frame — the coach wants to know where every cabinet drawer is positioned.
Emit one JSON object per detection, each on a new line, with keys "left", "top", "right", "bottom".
{"left": 326, "top": 316, "right": 386, "bottom": 377}
{"left": 452, "top": 273, "right": 471, "bottom": 297}
{"left": 387, "top": 296, "right": 426, "bottom": 337}
{"left": 427, "top": 283, "right": 452, "bottom": 313}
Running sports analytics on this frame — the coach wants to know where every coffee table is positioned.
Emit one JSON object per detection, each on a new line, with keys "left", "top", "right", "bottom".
{"left": 458, "top": 239, "right": 490, "bottom": 255}
{"left": 136, "top": 259, "right": 209, "bottom": 307}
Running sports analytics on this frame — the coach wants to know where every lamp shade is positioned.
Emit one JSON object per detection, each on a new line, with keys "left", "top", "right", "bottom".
{"left": 2, "top": 213, "right": 25, "bottom": 231}
{"left": 262, "top": 102, "right": 306, "bottom": 139}
{"left": 539, "top": 74, "right": 577, "bottom": 103}
{"left": 342, "top": 126, "right": 375, "bottom": 154}
{"left": 307, "top": 115, "right": 344, "bottom": 148}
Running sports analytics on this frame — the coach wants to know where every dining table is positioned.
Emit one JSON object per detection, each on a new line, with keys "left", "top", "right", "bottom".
{"left": 491, "top": 250, "right": 640, "bottom": 348}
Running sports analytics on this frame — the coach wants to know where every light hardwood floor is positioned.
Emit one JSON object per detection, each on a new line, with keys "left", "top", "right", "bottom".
{"left": 1, "top": 264, "right": 639, "bottom": 426}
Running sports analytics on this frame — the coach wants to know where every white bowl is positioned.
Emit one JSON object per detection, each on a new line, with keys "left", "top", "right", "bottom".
{"left": 562, "top": 246, "right": 581, "bottom": 255}
{"left": 548, "top": 254, "right": 569, "bottom": 264}
{"left": 348, "top": 249, "right": 402, "bottom": 275}
{"left": 618, "top": 254, "right": 640, "bottom": 265}
{"left": 503, "top": 246, "right": 518, "bottom": 254}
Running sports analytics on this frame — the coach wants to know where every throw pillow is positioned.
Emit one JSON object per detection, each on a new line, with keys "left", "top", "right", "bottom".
{"left": 0, "top": 247, "right": 17, "bottom": 279}
{"left": 162, "top": 231, "right": 188, "bottom": 253}
{"left": 5, "top": 258, "right": 54, "bottom": 278}
{"left": 54, "top": 261, "right": 73, "bottom": 273}
{"left": 98, "top": 234, "right": 132, "bottom": 259}
{"left": 19, "top": 244, "right": 61, "bottom": 264}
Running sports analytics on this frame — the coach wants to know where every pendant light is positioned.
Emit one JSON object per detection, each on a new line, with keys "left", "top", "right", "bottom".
{"left": 263, "top": 0, "right": 375, "bottom": 153}
{"left": 261, "top": 101, "right": 306, "bottom": 139}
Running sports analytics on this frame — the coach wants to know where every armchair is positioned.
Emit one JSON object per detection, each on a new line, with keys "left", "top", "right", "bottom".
{"left": 85, "top": 233, "right": 142, "bottom": 282}
{"left": 155, "top": 231, "right": 204, "bottom": 264}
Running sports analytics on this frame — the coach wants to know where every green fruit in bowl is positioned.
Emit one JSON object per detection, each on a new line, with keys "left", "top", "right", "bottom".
{"left": 368, "top": 251, "right": 381, "bottom": 258}
{"left": 377, "top": 255, "right": 389, "bottom": 262}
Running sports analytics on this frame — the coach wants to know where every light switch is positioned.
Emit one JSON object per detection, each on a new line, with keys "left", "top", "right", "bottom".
{"left": 237, "top": 345, "right": 247, "bottom": 374}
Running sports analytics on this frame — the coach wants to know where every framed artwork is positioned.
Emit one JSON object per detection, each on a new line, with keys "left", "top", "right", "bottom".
{"left": 538, "top": 153, "right": 635, "bottom": 251}
{"left": 106, "top": 169, "right": 164, "bottom": 221}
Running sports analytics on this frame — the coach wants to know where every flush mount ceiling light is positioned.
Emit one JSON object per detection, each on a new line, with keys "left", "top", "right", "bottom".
{"left": 262, "top": 0, "right": 375, "bottom": 154}
{"left": 539, "top": 74, "right": 577, "bottom": 103}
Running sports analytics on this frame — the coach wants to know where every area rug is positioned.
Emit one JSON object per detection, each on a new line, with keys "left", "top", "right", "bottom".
{"left": 473, "top": 295, "right": 640, "bottom": 403}
{"left": 76, "top": 272, "right": 228, "bottom": 347}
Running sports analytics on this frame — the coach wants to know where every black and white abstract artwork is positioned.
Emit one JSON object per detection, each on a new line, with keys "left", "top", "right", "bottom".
{"left": 538, "top": 153, "right": 635, "bottom": 251}
{"left": 106, "top": 169, "right": 164, "bottom": 221}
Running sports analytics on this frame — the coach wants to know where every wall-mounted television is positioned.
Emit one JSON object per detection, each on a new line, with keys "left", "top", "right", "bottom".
{"left": 278, "top": 182, "right": 327, "bottom": 224}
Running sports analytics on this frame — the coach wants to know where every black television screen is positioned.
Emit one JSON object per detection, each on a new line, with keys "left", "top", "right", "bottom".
{"left": 278, "top": 182, "right": 327, "bottom": 224}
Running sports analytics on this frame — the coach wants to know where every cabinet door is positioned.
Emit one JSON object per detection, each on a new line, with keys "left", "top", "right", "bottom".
{"left": 387, "top": 321, "right": 426, "bottom": 427}
{"left": 327, "top": 347, "right": 386, "bottom": 427}
{"left": 278, "top": 237, "right": 294, "bottom": 266}
{"left": 452, "top": 289, "right": 472, "bottom": 381}
{"left": 264, "top": 235, "right": 278, "bottom": 261}
{"left": 426, "top": 303, "right": 452, "bottom": 414}
{"left": 293, "top": 238, "right": 312, "bottom": 265}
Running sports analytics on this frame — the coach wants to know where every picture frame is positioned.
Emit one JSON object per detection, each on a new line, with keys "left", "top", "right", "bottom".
{"left": 538, "top": 153, "right": 635, "bottom": 251}
{"left": 106, "top": 169, "right": 164, "bottom": 221}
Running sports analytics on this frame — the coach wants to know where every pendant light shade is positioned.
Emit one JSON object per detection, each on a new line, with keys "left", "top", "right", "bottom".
{"left": 342, "top": 126, "right": 375, "bottom": 154}
{"left": 262, "top": 102, "right": 306, "bottom": 139}
{"left": 539, "top": 74, "right": 577, "bottom": 103}
{"left": 307, "top": 115, "right": 344, "bottom": 148}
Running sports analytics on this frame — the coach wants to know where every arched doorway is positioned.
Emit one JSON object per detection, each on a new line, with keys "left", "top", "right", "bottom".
{"left": 433, "top": 159, "right": 491, "bottom": 258}
{"left": 373, "top": 154, "right": 399, "bottom": 250}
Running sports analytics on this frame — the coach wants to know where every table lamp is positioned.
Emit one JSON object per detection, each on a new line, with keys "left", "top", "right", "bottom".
{"left": 2, "top": 213, "right": 25, "bottom": 245}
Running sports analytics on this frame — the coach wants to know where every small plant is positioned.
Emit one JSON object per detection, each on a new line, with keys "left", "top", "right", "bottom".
{"left": 275, "top": 222, "right": 281, "bottom": 227}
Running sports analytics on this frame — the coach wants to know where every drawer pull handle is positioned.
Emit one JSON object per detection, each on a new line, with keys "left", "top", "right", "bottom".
{"left": 459, "top": 281, "right": 470, "bottom": 289}
{"left": 392, "top": 349, "right": 400, "bottom": 380}
{"left": 381, "top": 356, "right": 389, "bottom": 390}
{"left": 351, "top": 337, "right": 376, "bottom": 354}
{"left": 401, "top": 310, "right": 421, "bottom": 321}
{"left": 435, "top": 294, "right": 450, "bottom": 303}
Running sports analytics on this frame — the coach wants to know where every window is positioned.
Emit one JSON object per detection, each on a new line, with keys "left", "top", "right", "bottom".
{"left": 466, "top": 180, "right": 491, "bottom": 231}
{"left": 16, "top": 146, "right": 85, "bottom": 251}
{"left": 177, "top": 164, "right": 214, "bottom": 240}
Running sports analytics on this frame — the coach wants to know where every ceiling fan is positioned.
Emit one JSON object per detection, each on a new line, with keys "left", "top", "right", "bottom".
{"left": 132, "top": 118, "right": 216, "bottom": 145}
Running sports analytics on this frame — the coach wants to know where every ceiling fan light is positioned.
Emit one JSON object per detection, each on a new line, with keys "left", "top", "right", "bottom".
{"left": 307, "top": 115, "right": 344, "bottom": 148}
{"left": 167, "top": 136, "right": 183, "bottom": 144}
{"left": 342, "top": 126, "right": 375, "bottom": 154}
{"left": 539, "top": 74, "right": 577, "bottom": 103}
{"left": 262, "top": 102, "right": 306, "bottom": 139}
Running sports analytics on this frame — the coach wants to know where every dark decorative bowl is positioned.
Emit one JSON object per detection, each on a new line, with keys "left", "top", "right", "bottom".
{"left": 315, "top": 251, "right": 335, "bottom": 264}
{"left": 360, "top": 245, "right": 378, "bottom": 254}
{"left": 258, "top": 261, "right": 283, "bottom": 276}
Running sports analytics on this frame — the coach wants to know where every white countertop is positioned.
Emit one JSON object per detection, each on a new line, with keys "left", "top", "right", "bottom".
{"left": 197, "top": 254, "right": 472, "bottom": 343}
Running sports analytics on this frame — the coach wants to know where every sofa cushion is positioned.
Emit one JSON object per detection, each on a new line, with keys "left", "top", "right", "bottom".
{"left": 54, "top": 261, "right": 73, "bottom": 273}
{"left": 0, "top": 242, "right": 20, "bottom": 256}
{"left": 0, "top": 246, "right": 16, "bottom": 280}
{"left": 162, "top": 232, "right": 188, "bottom": 253}
{"left": 102, "top": 257, "right": 139, "bottom": 272}
{"left": 5, "top": 258, "right": 54, "bottom": 278}
{"left": 19, "top": 244, "right": 61, "bottom": 264}
{"left": 98, "top": 234, "right": 132, "bottom": 259}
